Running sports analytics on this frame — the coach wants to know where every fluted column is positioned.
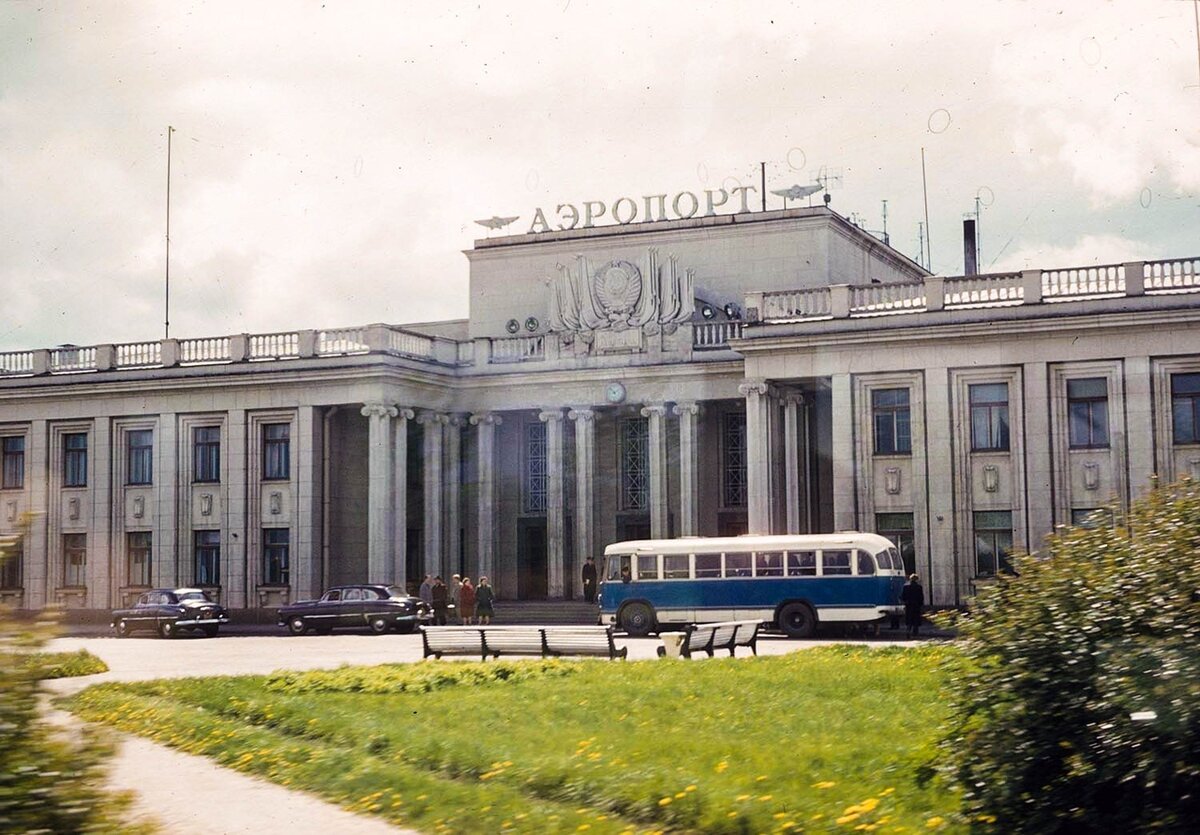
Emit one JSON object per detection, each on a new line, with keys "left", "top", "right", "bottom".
{"left": 469, "top": 412, "right": 501, "bottom": 583}
{"left": 444, "top": 415, "right": 463, "bottom": 578}
{"left": 539, "top": 409, "right": 565, "bottom": 598}
{"left": 391, "top": 408, "right": 414, "bottom": 587}
{"left": 784, "top": 394, "right": 804, "bottom": 534}
{"left": 673, "top": 401, "right": 700, "bottom": 536}
{"left": 567, "top": 408, "right": 595, "bottom": 599}
{"left": 361, "top": 403, "right": 398, "bottom": 583}
{"left": 640, "top": 404, "right": 669, "bottom": 538}
{"left": 417, "top": 411, "right": 445, "bottom": 578}
{"left": 830, "top": 374, "right": 856, "bottom": 533}
{"left": 740, "top": 380, "right": 771, "bottom": 534}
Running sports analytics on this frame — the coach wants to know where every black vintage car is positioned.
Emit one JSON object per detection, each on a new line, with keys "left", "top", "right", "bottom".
{"left": 111, "top": 588, "right": 230, "bottom": 638}
{"left": 278, "top": 584, "right": 432, "bottom": 635}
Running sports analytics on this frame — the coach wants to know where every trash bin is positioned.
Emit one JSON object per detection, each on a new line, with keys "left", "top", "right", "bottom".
{"left": 658, "top": 632, "right": 685, "bottom": 658}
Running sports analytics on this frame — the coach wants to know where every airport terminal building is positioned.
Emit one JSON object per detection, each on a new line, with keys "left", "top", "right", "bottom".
{"left": 0, "top": 201, "right": 1196, "bottom": 611}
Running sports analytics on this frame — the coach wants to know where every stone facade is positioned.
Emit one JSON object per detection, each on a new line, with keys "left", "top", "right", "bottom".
{"left": 0, "top": 206, "right": 1197, "bottom": 610}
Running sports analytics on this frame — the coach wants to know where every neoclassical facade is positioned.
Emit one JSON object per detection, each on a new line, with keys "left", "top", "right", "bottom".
{"left": 0, "top": 205, "right": 1196, "bottom": 610}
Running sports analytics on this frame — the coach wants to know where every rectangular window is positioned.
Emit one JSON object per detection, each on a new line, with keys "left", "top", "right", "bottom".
{"left": 724, "top": 552, "right": 751, "bottom": 577}
{"left": 2, "top": 437, "right": 25, "bottom": 489}
{"left": 194, "top": 530, "right": 220, "bottom": 586}
{"left": 974, "top": 510, "right": 1014, "bottom": 576}
{"left": 821, "top": 549, "right": 852, "bottom": 575}
{"left": 876, "top": 512, "right": 916, "bottom": 576}
{"left": 635, "top": 554, "right": 658, "bottom": 579}
{"left": 127, "top": 429, "right": 153, "bottom": 485}
{"left": 694, "top": 553, "right": 722, "bottom": 578}
{"left": 0, "top": 539, "right": 22, "bottom": 589}
{"left": 755, "top": 551, "right": 784, "bottom": 577}
{"left": 787, "top": 550, "right": 816, "bottom": 576}
{"left": 1067, "top": 378, "right": 1109, "bottom": 448}
{"left": 193, "top": 426, "right": 221, "bottom": 483}
{"left": 63, "top": 533, "right": 86, "bottom": 586}
{"left": 721, "top": 412, "right": 747, "bottom": 508}
{"left": 1070, "top": 508, "right": 1114, "bottom": 529}
{"left": 969, "top": 383, "right": 1010, "bottom": 452}
{"left": 63, "top": 433, "right": 88, "bottom": 487}
{"left": 662, "top": 554, "right": 689, "bottom": 579}
{"left": 263, "top": 423, "right": 290, "bottom": 480}
{"left": 872, "top": 388, "right": 912, "bottom": 454}
{"left": 127, "top": 531, "right": 152, "bottom": 587}
{"left": 523, "top": 422, "right": 547, "bottom": 513}
{"left": 263, "top": 528, "right": 290, "bottom": 585}
{"left": 1171, "top": 373, "right": 1200, "bottom": 445}
{"left": 620, "top": 417, "right": 649, "bottom": 511}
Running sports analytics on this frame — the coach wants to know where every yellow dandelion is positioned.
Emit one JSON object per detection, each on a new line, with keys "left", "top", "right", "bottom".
{"left": 860, "top": 798, "right": 879, "bottom": 812}
{"left": 736, "top": 794, "right": 751, "bottom": 801}
{"left": 715, "top": 761, "right": 728, "bottom": 773}
{"left": 926, "top": 816, "right": 946, "bottom": 828}
{"left": 658, "top": 797, "right": 673, "bottom": 806}
{"left": 675, "top": 791, "right": 686, "bottom": 799}
{"left": 881, "top": 787, "right": 895, "bottom": 796}
{"left": 813, "top": 781, "right": 837, "bottom": 789}
{"left": 759, "top": 794, "right": 773, "bottom": 801}
{"left": 685, "top": 785, "right": 697, "bottom": 792}
{"left": 837, "top": 813, "right": 861, "bottom": 825}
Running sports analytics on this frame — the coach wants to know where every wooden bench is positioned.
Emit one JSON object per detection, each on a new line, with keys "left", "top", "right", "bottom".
{"left": 659, "top": 620, "right": 761, "bottom": 658}
{"left": 421, "top": 625, "right": 627, "bottom": 661}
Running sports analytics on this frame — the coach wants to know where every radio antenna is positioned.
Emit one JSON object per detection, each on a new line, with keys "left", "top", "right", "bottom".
{"left": 164, "top": 126, "right": 175, "bottom": 339}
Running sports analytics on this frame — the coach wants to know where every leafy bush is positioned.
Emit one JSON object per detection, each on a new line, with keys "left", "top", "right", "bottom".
{"left": 942, "top": 479, "right": 1200, "bottom": 832}
{"left": 24, "top": 648, "right": 110, "bottom": 679}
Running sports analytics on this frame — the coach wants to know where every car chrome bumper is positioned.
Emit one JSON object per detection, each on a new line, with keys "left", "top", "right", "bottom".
{"left": 175, "top": 616, "right": 230, "bottom": 626}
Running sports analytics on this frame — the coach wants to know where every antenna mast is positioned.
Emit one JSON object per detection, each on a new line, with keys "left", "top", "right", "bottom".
{"left": 165, "top": 126, "right": 175, "bottom": 339}
{"left": 920, "top": 147, "right": 932, "bottom": 272}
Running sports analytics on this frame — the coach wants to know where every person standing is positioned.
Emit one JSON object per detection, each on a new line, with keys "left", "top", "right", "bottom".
{"left": 419, "top": 574, "right": 433, "bottom": 608}
{"left": 431, "top": 576, "right": 449, "bottom": 625}
{"left": 475, "top": 577, "right": 495, "bottom": 624}
{"left": 901, "top": 573, "right": 925, "bottom": 638}
{"left": 450, "top": 574, "right": 463, "bottom": 623}
{"left": 582, "top": 556, "right": 598, "bottom": 604}
{"left": 459, "top": 577, "right": 477, "bottom": 625}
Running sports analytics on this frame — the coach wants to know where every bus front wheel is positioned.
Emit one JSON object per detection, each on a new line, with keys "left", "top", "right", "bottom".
{"left": 620, "top": 602, "right": 655, "bottom": 637}
{"left": 778, "top": 602, "right": 817, "bottom": 639}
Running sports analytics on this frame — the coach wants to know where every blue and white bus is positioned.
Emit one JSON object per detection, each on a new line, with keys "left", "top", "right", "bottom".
{"left": 599, "top": 533, "right": 906, "bottom": 637}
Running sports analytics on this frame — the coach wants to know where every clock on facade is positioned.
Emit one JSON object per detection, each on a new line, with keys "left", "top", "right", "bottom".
{"left": 605, "top": 382, "right": 626, "bottom": 404}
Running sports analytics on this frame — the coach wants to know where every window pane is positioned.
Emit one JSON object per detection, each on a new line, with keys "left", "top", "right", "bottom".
{"left": 2, "top": 437, "right": 24, "bottom": 489}
{"left": 263, "top": 424, "right": 290, "bottom": 480}
{"left": 694, "top": 553, "right": 721, "bottom": 578}
{"left": 822, "top": 550, "right": 852, "bottom": 575}
{"left": 1171, "top": 373, "right": 1200, "bottom": 395}
{"left": 876, "top": 512, "right": 914, "bottom": 531}
{"left": 970, "top": 383, "right": 1008, "bottom": 404}
{"left": 856, "top": 550, "right": 876, "bottom": 576}
{"left": 663, "top": 554, "right": 689, "bottom": 579}
{"left": 63, "top": 533, "right": 86, "bottom": 586}
{"left": 787, "top": 550, "right": 816, "bottom": 576}
{"left": 895, "top": 410, "right": 911, "bottom": 453}
{"left": 63, "top": 433, "right": 87, "bottom": 487}
{"left": 721, "top": 413, "right": 747, "bottom": 508}
{"left": 127, "top": 531, "right": 152, "bottom": 586}
{"left": 755, "top": 552, "right": 783, "bottom": 577}
{"left": 1174, "top": 398, "right": 1197, "bottom": 444}
{"left": 993, "top": 407, "right": 1010, "bottom": 450}
{"left": 128, "top": 430, "right": 153, "bottom": 485}
{"left": 975, "top": 533, "right": 997, "bottom": 576}
{"left": 1067, "top": 377, "right": 1107, "bottom": 399}
{"left": 971, "top": 407, "right": 991, "bottom": 450}
{"left": 620, "top": 418, "right": 649, "bottom": 511}
{"left": 1091, "top": 402, "right": 1109, "bottom": 446}
{"left": 873, "top": 412, "right": 895, "bottom": 454}
{"left": 974, "top": 510, "right": 1013, "bottom": 529}
{"left": 263, "top": 527, "right": 289, "bottom": 585}
{"left": 1068, "top": 401, "right": 1091, "bottom": 447}
{"left": 724, "top": 553, "right": 751, "bottom": 577}
{"left": 635, "top": 554, "right": 657, "bottom": 579}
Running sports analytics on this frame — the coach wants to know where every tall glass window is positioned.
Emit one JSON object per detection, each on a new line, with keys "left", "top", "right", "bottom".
{"left": 2, "top": 437, "right": 24, "bottom": 489}
{"left": 876, "top": 512, "right": 916, "bottom": 576}
{"left": 127, "top": 531, "right": 152, "bottom": 586}
{"left": 63, "top": 433, "right": 88, "bottom": 487}
{"left": 63, "top": 533, "right": 87, "bottom": 586}
{"left": 872, "top": 388, "right": 911, "bottom": 454}
{"left": 1067, "top": 378, "right": 1109, "bottom": 448}
{"left": 127, "top": 429, "right": 153, "bottom": 486}
{"left": 969, "top": 383, "right": 1010, "bottom": 452}
{"left": 1171, "top": 373, "right": 1200, "bottom": 445}
{"left": 523, "top": 422, "right": 547, "bottom": 513}
{"left": 619, "top": 417, "right": 649, "bottom": 511}
{"left": 263, "top": 528, "right": 290, "bottom": 585}
{"left": 263, "top": 423, "right": 290, "bottom": 480}
{"left": 193, "top": 426, "right": 221, "bottom": 482}
{"left": 721, "top": 413, "right": 747, "bottom": 509}
{"left": 194, "top": 530, "right": 220, "bottom": 585}
{"left": 0, "top": 539, "right": 21, "bottom": 589}
{"left": 974, "top": 511, "right": 1013, "bottom": 576}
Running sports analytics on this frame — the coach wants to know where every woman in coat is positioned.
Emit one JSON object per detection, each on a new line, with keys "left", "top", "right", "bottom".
{"left": 900, "top": 573, "right": 924, "bottom": 638}
{"left": 475, "top": 577, "right": 495, "bottom": 625}
{"left": 458, "top": 577, "right": 477, "bottom": 625}
{"left": 431, "top": 576, "right": 449, "bottom": 625}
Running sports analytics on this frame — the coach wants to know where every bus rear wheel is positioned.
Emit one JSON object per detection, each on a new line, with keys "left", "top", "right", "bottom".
{"left": 778, "top": 602, "right": 817, "bottom": 639}
{"left": 620, "top": 602, "right": 655, "bottom": 637}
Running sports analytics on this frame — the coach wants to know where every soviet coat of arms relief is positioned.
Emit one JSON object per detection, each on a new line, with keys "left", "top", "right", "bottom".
{"left": 545, "top": 247, "right": 695, "bottom": 354}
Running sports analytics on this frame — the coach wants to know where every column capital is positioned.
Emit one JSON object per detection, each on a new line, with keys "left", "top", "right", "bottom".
{"left": 738, "top": 380, "right": 769, "bottom": 398}
{"left": 361, "top": 403, "right": 399, "bottom": 419}
{"left": 567, "top": 408, "right": 596, "bottom": 422}
{"left": 469, "top": 412, "right": 503, "bottom": 426}
{"left": 446, "top": 413, "right": 465, "bottom": 428}
{"left": 672, "top": 400, "right": 700, "bottom": 417}
{"left": 640, "top": 403, "right": 668, "bottom": 418}
{"left": 416, "top": 410, "right": 448, "bottom": 425}
{"left": 539, "top": 408, "right": 565, "bottom": 423}
{"left": 396, "top": 407, "right": 415, "bottom": 421}
{"left": 782, "top": 392, "right": 806, "bottom": 407}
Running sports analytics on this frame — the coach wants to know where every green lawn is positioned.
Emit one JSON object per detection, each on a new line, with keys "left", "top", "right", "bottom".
{"left": 70, "top": 645, "right": 961, "bottom": 833}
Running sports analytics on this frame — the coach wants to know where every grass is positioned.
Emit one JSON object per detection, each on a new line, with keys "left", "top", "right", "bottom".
{"left": 70, "top": 645, "right": 961, "bottom": 833}
{"left": 24, "top": 647, "right": 109, "bottom": 679}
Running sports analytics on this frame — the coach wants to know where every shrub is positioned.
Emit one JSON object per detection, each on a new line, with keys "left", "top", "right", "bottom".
{"left": 24, "top": 648, "right": 110, "bottom": 679}
{"left": 941, "top": 479, "right": 1200, "bottom": 832}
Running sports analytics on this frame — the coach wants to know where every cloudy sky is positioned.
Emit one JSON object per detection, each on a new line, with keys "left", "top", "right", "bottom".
{"left": 1, "top": 1, "right": 1197, "bottom": 350}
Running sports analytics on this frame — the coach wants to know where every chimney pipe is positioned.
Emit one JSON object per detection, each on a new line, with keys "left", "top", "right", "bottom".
{"left": 963, "top": 218, "right": 978, "bottom": 276}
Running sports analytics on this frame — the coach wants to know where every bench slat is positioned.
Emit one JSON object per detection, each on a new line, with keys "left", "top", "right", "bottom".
{"left": 421, "top": 625, "right": 626, "bottom": 660}
{"left": 674, "top": 620, "right": 760, "bottom": 659}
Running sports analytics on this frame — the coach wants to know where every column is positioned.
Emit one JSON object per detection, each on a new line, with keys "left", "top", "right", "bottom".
{"left": 641, "top": 404, "right": 669, "bottom": 538}
{"left": 740, "top": 381, "right": 771, "bottom": 534}
{"left": 443, "top": 415, "right": 462, "bottom": 577}
{"left": 1124, "top": 356, "right": 1155, "bottom": 500}
{"left": 672, "top": 402, "right": 699, "bottom": 536}
{"left": 783, "top": 394, "right": 804, "bottom": 534}
{"left": 155, "top": 414, "right": 178, "bottom": 589}
{"left": 391, "top": 408, "right": 414, "bottom": 588}
{"left": 90, "top": 417, "right": 112, "bottom": 607}
{"left": 417, "top": 412, "right": 444, "bottom": 578}
{"left": 361, "top": 404, "right": 397, "bottom": 583}
{"left": 830, "top": 374, "right": 856, "bottom": 533}
{"left": 1022, "top": 363, "right": 1053, "bottom": 552}
{"left": 568, "top": 408, "right": 595, "bottom": 597}
{"left": 924, "top": 368, "right": 956, "bottom": 607}
{"left": 26, "top": 419, "right": 48, "bottom": 608}
{"left": 539, "top": 409, "right": 565, "bottom": 598}
{"left": 295, "top": 405, "right": 322, "bottom": 601}
{"left": 469, "top": 412, "right": 501, "bottom": 583}
{"left": 225, "top": 409, "right": 248, "bottom": 608}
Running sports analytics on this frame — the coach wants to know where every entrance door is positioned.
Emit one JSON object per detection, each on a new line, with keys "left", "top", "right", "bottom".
{"left": 517, "top": 518, "right": 548, "bottom": 600}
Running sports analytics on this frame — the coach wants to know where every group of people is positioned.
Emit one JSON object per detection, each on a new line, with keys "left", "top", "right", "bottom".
{"left": 419, "top": 573, "right": 495, "bottom": 625}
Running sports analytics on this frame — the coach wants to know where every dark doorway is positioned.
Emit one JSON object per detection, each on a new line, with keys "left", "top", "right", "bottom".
{"left": 718, "top": 512, "right": 748, "bottom": 537}
{"left": 517, "top": 518, "right": 548, "bottom": 599}
{"left": 405, "top": 528, "right": 422, "bottom": 595}
{"left": 617, "top": 516, "right": 651, "bottom": 541}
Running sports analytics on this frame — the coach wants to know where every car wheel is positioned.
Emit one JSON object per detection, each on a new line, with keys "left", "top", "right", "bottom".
{"left": 158, "top": 621, "right": 175, "bottom": 639}
{"left": 778, "top": 602, "right": 817, "bottom": 639}
{"left": 203, "top": 625, "right": 219, "bottom": 638}
{"left": 287, "top": 616, "right": 307, "bottom": 636}
{"left": 115, "top": 619, "right": 132, "bottom": 638}
{"left": 368, "top": 616, "right": 390, "bottom": 635}
{"left": 620, "top": 602, "right": 655, "bottom": 637}
{"left": 394, "top": 622, "right": 416, "bottom": 635}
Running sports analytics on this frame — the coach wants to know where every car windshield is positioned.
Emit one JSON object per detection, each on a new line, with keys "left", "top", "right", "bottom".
{"left": 176, "top": 591, "right": 213, "bottom": 603}
{"left": 386, "top": 585, "right": 408, "bottom": 598}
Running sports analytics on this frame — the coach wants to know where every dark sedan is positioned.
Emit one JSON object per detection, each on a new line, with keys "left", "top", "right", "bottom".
{"left": 111, "top": 588, "right": 230, "bottom": 638}
{"left": 278, "top": 584, "right": 432, "bottom": 635}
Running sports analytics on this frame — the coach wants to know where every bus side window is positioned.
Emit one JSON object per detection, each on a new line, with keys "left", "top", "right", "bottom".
{"left": 694, "top": 553, "right": 722, "bottom": 578}
{"left": 608, "top": 556, "right": 631, "bottom": 581}
{"left": 725, "top": 552, "right": 751, "bottom": 577}
{"left": 821, "top": 550, "right": 852, "bottom": 576}
{"left": 636, "top": 554, "right": 659, "bottom": 580}
{"left": 755, "top": 552, "right": 783, "bottom": 577}
{"left": 856, "top": 550, "right": 876, "bottom": 576}
{"left": 787, "top": 550, "right": 816, "bottom": 576}
{"left": 663, "top": 554, "right": 689, "bottom": 579}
